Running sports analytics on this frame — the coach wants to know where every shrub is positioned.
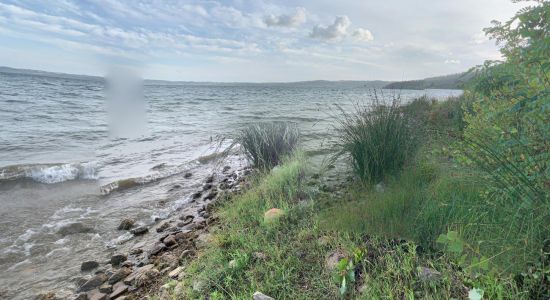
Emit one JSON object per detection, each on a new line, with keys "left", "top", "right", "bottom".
{"left": 333, "top": 96, "right": 420, "bottom": 183}
{"left": 233, "top": 122, "right": 299, "bottom": 170}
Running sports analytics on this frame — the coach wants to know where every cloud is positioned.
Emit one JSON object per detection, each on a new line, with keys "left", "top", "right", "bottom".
{"left": 444, "top": 59, "right": 461, "bottom": 64}
{"left": 309, "top": 16, "right": 350, "bottom": 41}
{"left": 264, "top": 7, "right": 306, "bottom": 27}
{"left": 470, "top": 32, "right": 489, "bottom": 44}
{"left": 352, "top": 28, "right": 374, "bottom": 42}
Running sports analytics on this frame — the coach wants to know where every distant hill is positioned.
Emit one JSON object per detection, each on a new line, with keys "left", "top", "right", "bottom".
{"left": 383, "top": 73, "right": 472, "bottom": 90}
{"left": 1, "top": 66, "right": 467, "bottom": 89}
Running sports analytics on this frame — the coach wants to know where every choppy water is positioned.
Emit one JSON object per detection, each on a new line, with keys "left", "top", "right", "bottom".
{"left": 0, "top": 70, "right": 462, "bottom": 299}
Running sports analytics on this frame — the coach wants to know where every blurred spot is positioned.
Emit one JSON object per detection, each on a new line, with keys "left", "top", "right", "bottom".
{"left": 105, "top": 67, "right": 146, "bottom": 139}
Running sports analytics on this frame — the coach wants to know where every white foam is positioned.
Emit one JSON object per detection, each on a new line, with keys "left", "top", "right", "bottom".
{"left": 27, "top": 162, "right": 98, "bottom": 184}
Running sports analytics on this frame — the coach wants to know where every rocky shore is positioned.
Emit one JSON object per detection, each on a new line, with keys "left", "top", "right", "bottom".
{"left": 36, "top": 166, "right": 251, "bottom": 300}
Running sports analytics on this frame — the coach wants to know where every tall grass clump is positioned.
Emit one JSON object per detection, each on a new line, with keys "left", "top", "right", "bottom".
{"left": 334, "top": 96, "right": 420, "bottom": 183}
{"left": 233, "top": 122, "right": 299, "bottom": 170}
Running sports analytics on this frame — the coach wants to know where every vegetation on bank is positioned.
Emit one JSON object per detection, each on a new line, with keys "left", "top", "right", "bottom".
{"left": 157, "top": 2, "right": 548, "bottom": 299}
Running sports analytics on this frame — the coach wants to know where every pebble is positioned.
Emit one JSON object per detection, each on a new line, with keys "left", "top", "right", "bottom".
{"left": 78, "top": 274, "right": 108, "bottom": 292}
{"left": 130, "top": 226, "right": 148, "bottom": 235}
{"left": 81, "top": 261, "right": 99, "bottom": 272}
{"left": 110, "top": 254, "right": 127, "bottom": 266}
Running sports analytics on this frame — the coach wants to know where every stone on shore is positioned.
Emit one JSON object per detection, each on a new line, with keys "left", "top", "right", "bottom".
{"left": 184, "top": 172, "right": 192, "bottom": 178}
{"left": 253, "top": 291, "right": 274, "bottom": 300}
{"left": 58, "top": 222, "right": 94, "bottom": 236}
{"left": 130, "top": 226, "right": 148, "bottom": 235}
{"left": 81, "top": 261, "right": 99, "bottom": 272}
{"left": 98, "top": 283, "right": 112, "bottom": 294}
{"left": 168, "top": 266, "right": 183, "bottom": 278}
{"left": 87, "top": 290, "right": 106, "bottom": 300}
{"left": 108, "top": 267, "right": 132, "bottom": 284}
{"left": 117, "top": 219, "right": 135, "bottom": 230}
{"left": 78, "top": 273, "right": 108, "bottom": 292}
{"left": 163, "top": 235, "right": 177, "bottom": 247}
{"left": 109, "top": 282, "right": 128, "bottom": 299}
{"left": 110, "top": 253, "right": 127, "bottom": 266}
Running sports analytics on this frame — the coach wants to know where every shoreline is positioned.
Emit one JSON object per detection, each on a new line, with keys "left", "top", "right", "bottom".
{"left": 35, "top": 165, "right": 252, "bottom": 300}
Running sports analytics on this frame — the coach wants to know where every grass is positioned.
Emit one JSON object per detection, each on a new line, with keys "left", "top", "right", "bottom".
{"left": 154, "top": 96, "right": 547, "bottom": 299}
{"left": 231, "top": 122, "right": 299, "bottom": 170}
{"left": 332, "top": 96, "right": 419, "bottom": 183}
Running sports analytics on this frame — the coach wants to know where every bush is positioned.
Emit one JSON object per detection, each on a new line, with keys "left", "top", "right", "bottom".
{"left": 233, "top": 122, "right": 299, "bottom": 170}
{"left": 334, "top": 96, "right": 420, "bottom": 183}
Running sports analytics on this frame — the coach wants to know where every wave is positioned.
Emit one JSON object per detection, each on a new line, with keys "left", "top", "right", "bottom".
{"left": 0, "top": 162, "right": 98, "bottom": 184}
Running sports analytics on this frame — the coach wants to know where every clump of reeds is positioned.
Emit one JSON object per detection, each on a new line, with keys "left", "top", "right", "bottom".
{"left": 233, "top": 122, "right": 299, "bottom": 170}
{"left": 333, "top": 95, "right": 419, "bottom": 183}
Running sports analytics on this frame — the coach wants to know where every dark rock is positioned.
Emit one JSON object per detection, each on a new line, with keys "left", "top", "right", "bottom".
{"left": 203, "top": 190, "right": 218, "bottom": 200}
{"left": 222, "top": 166, "right": 231, "bottom": 173}
{"left": 109, "top": 281, "right": 128, "bottom": 299}
{"left": 191, "top": 191, "right": 202, "bottom": 200}
{"left": 156, "top": 222, "right": 170, "bottom": 233}
{"left": 130, "top": 226, "right": 148, "bottom": 235}
{"left": 120, "top": 261, "right": 134, "bottom": 268}
{"left": 202, "top": 183, "right": 213, "bottom": 191}
{"left": 168, "top": 184, "right": 182, "bottom": 192}
{"left": 163, "top": 235, "right": 177, "bottom": 247}
{"left": 178, "top": 215, "right": 194, "bottom": 226}
{"left": 81, "top": 261, "right": 99, "bottom": 272}
{"left": 157, "top": 252, "right": 178, "bottom": 269}
{"left": 117, "top": 219, "right": 135, "bottom": 231}
{"left": 57, "top": 222, "right": 94, "bottom": 236}
{"left": 184, "top": 172, "right": 192, "bottom": 178}
{"left": 98, "top": 283, "right": 112, "bottom": 294}
{"left": 110, "top": 253, "right": 127, "bottom": 266}
{"left": 174, "top": 230, "right": 193, "bottom": 242}
{"left": 205, "top": 175, "right": 214, "bottom": 183}
{"left": 34, "top": 292, "right": 57, "bottom": 300}
{"left": 149, "top": 242, "right": 167, "bottom": 256}
{"left": 108, "top": 267, "right": 132, "bottom": 284}
{"left": 79, "top": 273, "right": 108, "bottom": 292}
{"left": 87, "top": 290, "right": 105, "bottom": 300}
{"left": 123, "top": 264, "right": 154, "bottom": 285}
{"left": 179, "top": 249, "right": 196, "bottom": 260}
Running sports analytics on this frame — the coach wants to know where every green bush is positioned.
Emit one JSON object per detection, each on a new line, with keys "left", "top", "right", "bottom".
{"left": 233, "top": 122, "right": 299, "bottom": 170}
{"left": 334, "top": 97, "right": 420, "bottom": 183}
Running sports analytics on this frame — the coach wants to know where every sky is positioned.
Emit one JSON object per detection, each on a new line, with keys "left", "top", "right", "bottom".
{"left": 0, "top": 0, "right": 527, "bottom": 82}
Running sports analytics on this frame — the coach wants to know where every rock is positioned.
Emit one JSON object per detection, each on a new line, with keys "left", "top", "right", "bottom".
{"left": 57, "top": 223, "right": 94, "bottom": 236}
{"left": 168, "top": 184, "right": 182, "bottom": 192}
{"left": 263, "top": 208, "right": 284, "bottom": 224}
{"left": 87, "top": 290, "right": 106, "bottom": 300}
{"left": 108, "top": 267, "right": 132, "bottom": 284}
{"left": 252, "top": 252, "right": 267, "bottom": 261}
{"left": 191, "top": 191, "right": 202, "bottom": 200}
{"left": 195, "top": 233, "right": 212, "bottom": 248}
{"left": 179, "top": 249, "right": 196, "bottom": 260}
{"left": 79, "top": 274, "right": 108, "bottom": 292}
{"left": 75, "top": 275, "right": 92, "bottom": 287}
{"left": 135, "top": 268, "right": 160, "bottom": 287}
{"left": 130, "top": 226, "right": 148, "bottom": 235}
{"left": 184, "top": 172, "right": 192, "bottom": 178}
{"left": 206, "top": 175, "right": 214, "bottom": 183}
{"left": 202, "top": 183, "right": 213, "bottom": 191}
{"left": 120, "top": 261, "right": 134, "bottom": 268}
{"left": 123, "top": 264, "right": 153, "bottom": 285}
{"left": 228, "top": 259, "right": 237, "bottom": 268}
{"left": 71, "top": 293, "right": 87, "bottom": 300}
{"left": 117, "top": 219, "right": 135, "bottom": 230}
{"left": 222, "top": 165, "right": 231, "bottom": 172}
{"left": 253, "top": 291, "right": 274, "bottom": 300}
{"left": 178, "top": 215, "right": 194, "bottom": 226}
{"left": 149, "top": 242, "right": 167, "bottom": 256}
{"left": 325, "top": 249, "right": 347, "bottom": 271}
{"left": 417, "top": 267, "right": 441, "bottom": 282}
{"left": 192, "top": 280, "right": 206, "bottom": 293}
{"left": 81, "top": 261, "right": 99, "bottom": 272}
{"left": 110, "top": 253, "right": 127, "bottom": 266}
{"left": 163, "top": 235, "right": 177, "bottom": 247}
{"left": 203, "top": 190, "right": 217, "bottom": 200}
{"left": 109, "top": 282, "right": 128, "bottom": 299}
{"left": 168, "top": 267, "right": 183, "bottom": 278}
{"left": 156, "top": 222, "right": 170, "bottom": 233}
{"left": 34, "top": 292, "right": 57, "bottom": 300}
{"left": 158, "top": 252, "right": 178, "bottom": 269}
{"left": 98, "top": 283, "right": 112, "bottom": 293}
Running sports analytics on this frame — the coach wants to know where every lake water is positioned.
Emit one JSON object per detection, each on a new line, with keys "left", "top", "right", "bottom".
{"left": 0, "top": 70, "right": 462, "bottom": 299}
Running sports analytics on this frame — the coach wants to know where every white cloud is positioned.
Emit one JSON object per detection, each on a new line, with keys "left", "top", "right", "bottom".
{"left": 352, "top": 28, "right": 374, "bottom": 42}
{"left": 309, "top": 16, "right": 350, "bottom": 41}
{"left": 470, "top": 32, "right": 489, "bottom": 44}
{"left": 264, "top": 7, "right": 306, "bottom": 27}
{"left": 444, "top": 59, "right": 461, "bottom": 64}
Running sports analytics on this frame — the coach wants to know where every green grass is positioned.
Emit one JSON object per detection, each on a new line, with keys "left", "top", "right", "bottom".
{"left": 232, "top": 122, "right": 300, "bottom": 170}
{"left": 332, "top": 96, "right": 420, "bottom": 184}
